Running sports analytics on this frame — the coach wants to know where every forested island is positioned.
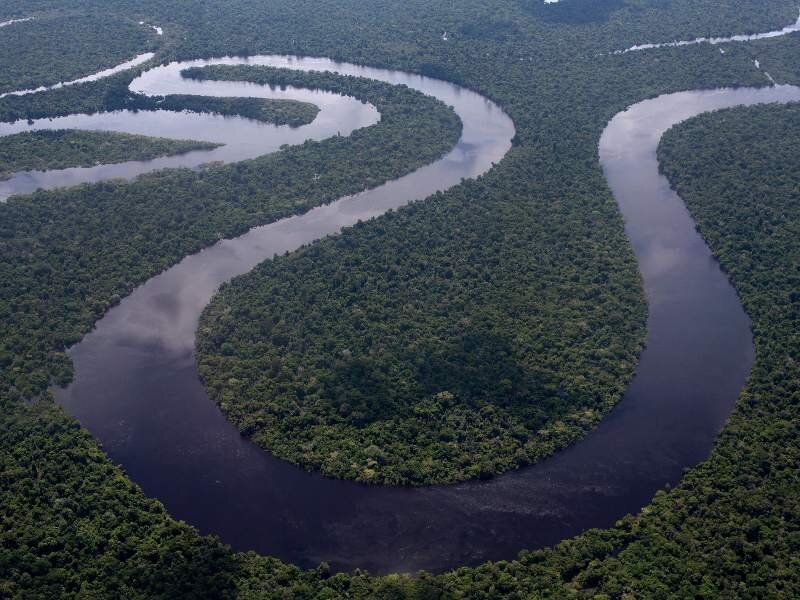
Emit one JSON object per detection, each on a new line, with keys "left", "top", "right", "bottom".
{"left": 145, "top": 95, "right": 320, "bottom": 127}
{"left": 188, "top": 64, "right": 638, "bottom": 486}
{"left": 0, "top": 130, "right": 219, "bottom": 180}
{"left": 2, "top": 0, "right": 800, "bottom": 597}
{"left": 198, "top": 190, "right": 644, "bottom": 485}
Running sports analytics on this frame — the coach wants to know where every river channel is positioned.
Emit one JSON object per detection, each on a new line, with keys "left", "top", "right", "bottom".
{"left": 19, "top": 54, "right": 799, "bottom": 572}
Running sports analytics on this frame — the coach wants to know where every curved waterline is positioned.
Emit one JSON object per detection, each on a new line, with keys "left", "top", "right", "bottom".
{"left": 52, "top": 55, "right": 514, "bottom": 572}
{"left": 0, "top": 17, "right": 34, "bottom": 28}
{"left": 0, "top": 52, "right": 156, "bottom": 100}
{"left": 0, "top": 19, "right": 162, "bottom": 101}
{"left": 0, "top": 57, "right": 380, "bottom": 200}
{"left": 616, "top": 8, "right": 800, "bottom": 53}
{"left": 48, "top": 48, "right": 800, "bottom": 572}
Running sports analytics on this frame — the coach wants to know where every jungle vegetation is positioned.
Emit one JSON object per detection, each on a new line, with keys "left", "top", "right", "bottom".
{"left": 196, "top": 85, "right": 645, "bottom": 484}
{"left": 0, "top": 129, "right": 218, "bottom": 180}
{"left": 0, "top": 80, "right": 319, "bottom": 127}
{"left": 144, "top": 95, "right": 319, "bottom": 127}
{"left": 0, "top": 66, "right": 461, "bottom": 399}
{"left": 408, "top": 96, "right": 800, "bottom": 600}
{"left": 0, "top": 14, "right": 158, "bottom": 94}
{"left": 2, "top": 0, "right": 800, "bottom": 597}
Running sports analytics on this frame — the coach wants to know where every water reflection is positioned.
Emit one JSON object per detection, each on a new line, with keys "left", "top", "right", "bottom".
{"left": 0, "top": 64, "right": 376, "bottom": 200}
{"left": 0, "top": 52, "right": 155, "bottom": 100}
{"left": 617, "top": 9, "right": 800, "bottom": 53}
{"left": 54, "top": 57, "right": 799, "bottom": 574}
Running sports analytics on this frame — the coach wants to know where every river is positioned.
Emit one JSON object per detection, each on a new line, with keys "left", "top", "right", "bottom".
{"left": 2, "top": 38, "right": 794, "bottom": 574}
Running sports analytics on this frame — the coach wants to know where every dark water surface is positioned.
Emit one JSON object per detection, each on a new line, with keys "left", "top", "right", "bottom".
{"left": 51, "top": 55, "right": 800, "bottom": 573}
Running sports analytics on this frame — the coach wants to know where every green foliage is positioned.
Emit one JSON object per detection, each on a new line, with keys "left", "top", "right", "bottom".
{"left": 536, "top": 98, "right": 800, "bottom": 599}
{"left": 1, "top": 0, "right": 799, "bottom": 596}
{"left": 0, "top": 129, "right": 218, "bottom": 180}
{"left": 0, "top": 70, "right": 142, "bottom": 123}
{"left": 746, "top": 33, "right": 800, "bottom": 85}
{"left": 0, "top": 47, "right": 462, "bottom": 600}
{"left": 0, "top": 70, "right": 320, "bottom": 127}
{"left": 0, "top": 67, "right": 460, "bottom": 401}
{"left": 147, "top": 95, "right": 319, "bottom": 127}
{"left": 0, "top": 14, "right": 157, "bottom": 93}
{"left": 521, "top": 0, "right": 626, "bottom": 26}
{"left": 0, "top": 394, "right": 241, "bottom": 599}
{"left": 198, "top": 152, "right": 644, "bottom": 486}
{"left": 394, "top": 91, "right": 800, "bottom": 600}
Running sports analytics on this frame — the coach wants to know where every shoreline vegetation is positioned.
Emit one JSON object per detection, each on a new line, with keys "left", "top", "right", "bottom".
{"left": 148, "top": 95, "right": 320, "bottom": 127}
{"left": 0, "top": 14, "right": 158, "bottom": 95}
{"left": 0, "top": 65, "right": 461, "bottom": 400}
{"left": 2, "top": 0, "right": 800, "bottom": 596}
{"left": 0, "top": 129, "right": 220, "bottom": 181}
{"left": 194, "top": 64, "right": 645, "bottom": 486}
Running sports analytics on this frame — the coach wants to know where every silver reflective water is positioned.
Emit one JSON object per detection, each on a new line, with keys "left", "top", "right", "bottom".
{"left": 52, "top": 55, "right": 800, "bottom": 572}
{"left": 49, "top": 54, "right": 512, "bottom": 353}
{"left": 0, "top": 17, "right": 34, "bottom": 28}
{"left": 0, "top": 52, "right": 156, "bottom": 102}
{"left": 617, "top": 8, "right": 800, "bottom": 53}
{"left": 0, "top": 57, "right": 379, "bottom": 200}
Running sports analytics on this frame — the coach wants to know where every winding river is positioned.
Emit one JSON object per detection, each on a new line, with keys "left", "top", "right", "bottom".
{"left": 2, "top": 16, "right": 797, "bottom": 575}
{"left": 0, "top": 57, "right": 381, "bottom": 200}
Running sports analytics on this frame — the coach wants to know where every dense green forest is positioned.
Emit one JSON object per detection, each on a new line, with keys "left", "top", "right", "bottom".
{"left": 0, "top": 90, "right": 318, "bottom": 131}
{"left": 197, "top": 112, "right": 644, "bottom": 485}
{"left": 145, "top": 95, "right": 319, "bottom": 127}
{"left": 2, "top": 0, "right": 800, "bottom": 596}
{"left": 0, "top": 70, "right": 150, "bottom": 123}
{"left": 0, "top": 14, "right": 158, "bottom": 94}
{"left": 746, "top": 31, "right": 800, "bottom": 84}
{"left": 0, "top": 66, "right": 460, "bottom": 399}
{"left": 600, "top": 101, "right": 800, "bottom": 599}
{"left": 385, "top": 101, "right": 800, "bottom": 598}
{"left": 0, "top": 129, "right": 218, "bottom": 180}
{"left": 0, "top": 76, "right": 321, "bottom": 126}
